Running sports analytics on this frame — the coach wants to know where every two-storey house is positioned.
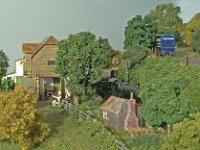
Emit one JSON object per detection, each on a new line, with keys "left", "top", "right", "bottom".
{"left": 22, "top": 36, "right": 61, "bottom": 100}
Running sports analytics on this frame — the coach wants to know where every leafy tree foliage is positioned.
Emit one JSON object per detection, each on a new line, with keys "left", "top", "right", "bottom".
{"left": 56, "top": 31, "right": 113, "bottom": 99}
{"left": 141, "top": 77, "right": 195, "bottom": 127}
{"left": 146, "top": 3, "right": 183, "bottom": 35}
{"left": 124, "top": 15, "right": 156, "bottom": 49}
{"left": 123, "top": 45, "right": 148, "bottom": 68}
{"left": 180, "top": 12, "right": 200, "bottom": 46}
{"left": 128, "top": 57, "right": 199, "bottom": 127}
{"left": 117, "top": 59, "right": 126, "bottom": 82}
{"left": 118, "top": 45, "right": 148, "bottom": 82}
{"left": 192, "top": 25, "right": 200, "bottom": 52}
{"left": 163, "top": 113, "right": 200, "bottom": 149}
{"left": 0, "top": 49, "right": 9, "bottom": 87}
{"left": 107, "top": 50, "right": 122, "bottom": 68}
{"left": 0, "top": 86, "right": 50, "bottom": 150}
{"left": 0, "top": 78, "right": 15, "bottom": 91}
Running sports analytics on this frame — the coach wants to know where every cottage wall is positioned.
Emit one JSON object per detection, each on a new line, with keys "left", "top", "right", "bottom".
{"left": 100, "top": 108, "right": 127, "bottom": 130}
{"left": 100, "top": 110, "right": 115, "bottom": 127}
{"left": 99, "top": 96, "right": 128, "bottom": 130}
{"left": 116, "top": 107, "right": 127, "bottom": 129}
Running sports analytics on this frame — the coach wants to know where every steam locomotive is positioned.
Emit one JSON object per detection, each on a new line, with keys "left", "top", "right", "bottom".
{"left": 94, "top": 69, "right": 142, "bottom": 104}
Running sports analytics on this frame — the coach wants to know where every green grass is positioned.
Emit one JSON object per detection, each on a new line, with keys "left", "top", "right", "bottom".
{"left": 0, "top": 101, "right": 117, "bottom": 150}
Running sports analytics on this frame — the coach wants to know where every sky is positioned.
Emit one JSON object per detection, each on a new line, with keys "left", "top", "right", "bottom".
{"left": 0, "top": 0, "right": 200, "bottom": 72}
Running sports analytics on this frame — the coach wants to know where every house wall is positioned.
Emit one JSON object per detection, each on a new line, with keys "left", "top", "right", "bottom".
{"left": 31, "top": 45, "right": 58, "bottom": 77}
{"left": 24, "top": 54, "right": 33, "bottom": 73}
{"left": 22, "top": 77, "right": 34, "bottom": 90}
{"left": 16, "top": 59, "right": 24, "bottom": 76}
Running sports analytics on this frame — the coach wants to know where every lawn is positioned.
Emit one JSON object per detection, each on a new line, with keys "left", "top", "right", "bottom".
{"left": 0, "top": 100, "right": 117, "bottom": 150}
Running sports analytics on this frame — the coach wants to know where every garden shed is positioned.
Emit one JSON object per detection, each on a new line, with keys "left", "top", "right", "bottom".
{"left": 99, "top": 96, "right": 128, "bottom": 130}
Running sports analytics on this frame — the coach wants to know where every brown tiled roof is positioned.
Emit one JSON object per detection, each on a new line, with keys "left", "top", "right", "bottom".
{"left": 22, "top": 36, "right": 58, "bottom": 54}
{"left": 22, "top": 43, "right": 42, "bottom": 54}
{"left": 41, "top": 35, "right": 58, "bottom": 44}
{"left": 100, "top": 96, "right": 127, "bottom": 114}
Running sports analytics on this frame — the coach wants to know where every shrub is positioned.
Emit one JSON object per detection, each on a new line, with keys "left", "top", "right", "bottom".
{"left": 125, "top": 134, "right": 162, "bottom": 150}
{"left": 163, "top": 113, "right": 200, "bottom": 149}
{"left": 0, "top": 88, "right": 50, "bottom": 150}
{"left": 192, "top": 25, "right": 200, "bottom": 52}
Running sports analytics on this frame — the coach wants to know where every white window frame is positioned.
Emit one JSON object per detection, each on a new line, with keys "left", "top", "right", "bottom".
{"left": 103, "top": 111, "right": 109, "bottom": 119}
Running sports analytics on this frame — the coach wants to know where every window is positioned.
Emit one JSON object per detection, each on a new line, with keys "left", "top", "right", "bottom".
{"left": 48, "top": 60, "right": 55, "bottom": 66}
{"left": 103, "top": 111, "right": 109, "bottom": 119}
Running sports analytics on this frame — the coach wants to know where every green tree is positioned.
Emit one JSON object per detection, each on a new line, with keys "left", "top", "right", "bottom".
{"left": 127, "top": 57, "right": 199, "bottom": 129}
{"left": 1, "top": 78, "right": 15, "bottom": 91}
{"left": 192, "top": 25, "right": 200, "bottom": 52}
{"left": 146, "top": 3, "right": 183, "bottom": 34}
{"left": 163, "top": 113, "right": 200, "bottom": 150}
{"left": 0, "top": 49, "right": 9, "bottom": 87}
{"left": 107, "top": 50, "right": 122, "bottom": 68}
{"left": 118, "top": 45, "right": 148, "bottom": 82}
{"left": 141, "top": 77, "right": 196, "bottom": 127}
{"left": 56, "top": 31, "right": 113, "bottom": 100}
{"left": 123, "top": 45, "right": 148, "bottom": 68}
{"left": 124, "top": 15, "right": 156, "bottom": 49}
{"left": 0, "top": 86, "right": 50, "bottom": 150}
{"left": 180, "top": 12, "right": 200, "bottom": 46}
{"left": 117, "top": 59, "right": 126, "bottom": 82}
{"left": 146, "top": 3, "right": 183, "bottom": 45}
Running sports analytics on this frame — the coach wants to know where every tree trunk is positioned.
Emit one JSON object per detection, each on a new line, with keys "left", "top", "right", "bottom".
{"left": 166, "top": 124, "right": 171, "bottom": 136}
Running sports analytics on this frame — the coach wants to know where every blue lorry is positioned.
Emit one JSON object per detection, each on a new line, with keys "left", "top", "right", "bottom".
{"left": 156, "top": 34, "right": 176, "bottom": 56}
{"left": 160, "top": 34, "right": 176, "bottom": 56}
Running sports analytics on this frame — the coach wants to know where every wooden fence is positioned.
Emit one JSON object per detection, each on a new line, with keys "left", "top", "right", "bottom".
{"left": 175, "top": 54, "right": 200, "bottom": 66}
{"left": 64, "top": 102, "right": 128, "bottom": 150}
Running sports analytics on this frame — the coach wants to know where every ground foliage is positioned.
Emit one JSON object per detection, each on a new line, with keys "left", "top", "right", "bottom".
{"left": 128, "top": 57, "right": 199, "bottom": 127}
{"left": 56, "top": 31, "right": 113, "bottom": 100}
{"left": 0, "top": 87, "right": 50, "bottom": 150}
{"left": 125, "top": 134, "right": 162, "bottom": 150}
{"left": 0, "top": 101, "right": 119, "bottom": 150}
{"left": 163, "top": 112, "right": 200, "bottom": 149}
{"left": 80, "top": 120, "right": 119, "bottom": 150}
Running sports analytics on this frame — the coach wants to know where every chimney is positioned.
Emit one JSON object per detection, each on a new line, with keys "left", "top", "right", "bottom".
{"left": 124, "top": 92, "right": 139, "bottom": 131}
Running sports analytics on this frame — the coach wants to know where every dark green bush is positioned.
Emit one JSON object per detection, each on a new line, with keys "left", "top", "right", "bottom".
{"left": 0, "top": 78, "right": 15, "bottom": 91}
